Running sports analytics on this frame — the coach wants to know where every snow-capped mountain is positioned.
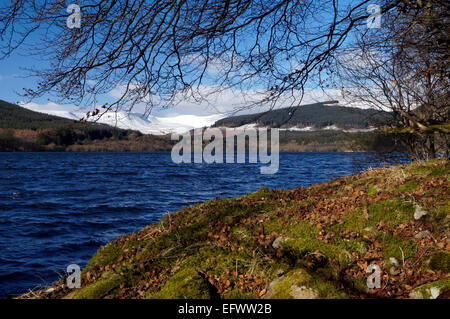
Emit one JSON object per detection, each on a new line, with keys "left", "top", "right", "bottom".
{"left": 88, "top": 112, "right": 223, "bottom": 135}
{"left": 20, "top": 103, "right": 224, "bottom": 135}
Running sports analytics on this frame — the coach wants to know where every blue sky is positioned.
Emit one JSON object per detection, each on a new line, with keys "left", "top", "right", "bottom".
{"left": 0, "top": 41, "right": 122, "bottom": 111}
{"left": 0, "top": 51, "right": 39, "bottom": 105}
{"left": 0, "top": 1, "right": 376, "bottom": 118}
{"left": 0, "top": 44, "right": 344, "bottom": 118}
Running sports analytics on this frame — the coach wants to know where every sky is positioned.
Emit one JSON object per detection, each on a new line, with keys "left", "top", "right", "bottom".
{"left": 0, "top": 46, "right": 346, "bottom": 120}
{"left": 0, "top": 1, "right": 375, "bottom": 121}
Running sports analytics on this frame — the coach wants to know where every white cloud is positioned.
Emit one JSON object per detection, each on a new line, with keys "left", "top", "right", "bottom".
{"left": 108, "top": 84, "right": 355, "bottom": 118}
{"left": 166, "top": 84, "right": 375, "bottom": 116}
{"left": 24, "top": 85, "right": 360, "bottom": 121}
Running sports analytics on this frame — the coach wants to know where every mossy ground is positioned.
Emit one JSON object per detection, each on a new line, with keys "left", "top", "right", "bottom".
{"left": 22, "top": 159, "right": 449, "bottom": 299}
{"left": 409, "top": 279, "right": 450, "bottom": 299}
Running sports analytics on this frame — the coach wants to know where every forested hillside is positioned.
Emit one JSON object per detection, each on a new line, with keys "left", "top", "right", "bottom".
{"left": 0, "top": 100, "right": 173, "bottom": 151}
{"left": 214, "top": 101, "right": 392, "bottom": 129}
{"left": 0, "top": 99, "right": 90, "bottom": 129}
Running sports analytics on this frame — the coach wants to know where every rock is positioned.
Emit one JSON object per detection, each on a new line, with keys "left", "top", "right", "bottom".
{"left": 263, "top": 268, "right": 320, "bottom": 299}
{"left": 389, "top": 257, "right": 399, "bottom": 266}
{"left": 430, "top": 287, "right": 440, "bottom": 299}
{"left": 389, "top": 257, "right": 400, "bottom": 275}
{"left": 272, "top": 237, "right": 284, "bottom": 249}
{"left": 409, "top": 279, "right": 450, "bottom": 299}
{"left": 410, "top": 291, "right": 422, "bottom": 299}
{"left": 389, "top": 266, "right": 401, "bottom": 276}
{"left": 414, "top": 204, "right": 427, "bottom": 220}
{"left": 414, "top": 230, "right": 431, "bottom": 239}
{"left": 263, "top": 268, "right": 346, "bottom": 299}
{"left": 289, "top": 285, "right": 320, "bottom": 299}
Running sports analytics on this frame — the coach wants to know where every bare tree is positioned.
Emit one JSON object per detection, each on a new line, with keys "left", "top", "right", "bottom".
{"left": 332, "top": 1, "right": 449, "bottom": 159}
{"left": 0, "top": 0, "right": 406, "bottom": 120}
{"left": 0, "top": 1, "right": 447, "bottom": 158}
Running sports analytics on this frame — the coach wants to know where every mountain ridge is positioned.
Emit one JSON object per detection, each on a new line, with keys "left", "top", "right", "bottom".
{"left": 20, "top": 101, "right": 222, "bottom": 135}
{"left": 213, "top": 101, "right": 392, "bottom": 130}
{"left": 0, "top": 99, "right": 399, "bottom": 153}
{"left": 0, "top": 100, "right": 174, "bottom": 152}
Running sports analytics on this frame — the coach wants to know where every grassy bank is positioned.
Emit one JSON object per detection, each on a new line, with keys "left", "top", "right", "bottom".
{"left": 21, "top": 159, "right": 449, "bottom": 299}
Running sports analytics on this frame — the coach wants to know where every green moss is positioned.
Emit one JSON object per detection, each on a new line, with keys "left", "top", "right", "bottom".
{"left": 329, "top": 210, "right": 367, "bottom": 234}
{"left": 284, "top": 222, "right": 321, "bottom": 239}
{"left": 137, "top": 199, "right": 266, "bottom": 259}
{"left": 379, "top": 234, "right": 417, "bottom": 262}
{"left": 384, "top": 127, "right": 415, "bottom": 134}
{"left": 423, "top": 251, "right": 450, "bottom": 273}
{"left": 265, "top": 268, "right": 346, "bottom": 299}
{"left": 426, "top": 124, "right": 450, "bottom": 134}
{"left": 28, "top": 159, "right": 449, "bottom": 300}
{"left": 394, "top": 180, "right": 417, "bottom": 193}
{"left": 278, "top": 223, "right": 324, "bottom": 256}
{"left": 69, "top": 274, "right": 122, "bottom": 299}
{"left": 410, "top": 279, "right": 450, "bottom": 299}
{"left": 85, "top": 244, "right": 123, "bottom": 272}
{"left": 276, "top": 222, "right": 369, "bottom": 267}
{"left": 368, "top": 200, "right": 414, "bottom": 226}
{"left": 148, "top": 268, "right": 210, "bottom": 299}
{"left": 330, "top": 199, "right": 414, "bottom": 237}
{"left": 197, "top": 247, "right": 246, "bottom": 273}
{"left": 429, "top": 164, "right": 450, "bottom": 177}
{"left": 404, "top": 163, "right": 431, "bottom": 175}
{"left": 405, "top": 160, "right": 449, "bottom": 177}
{"left": 263, "top": 218, "right": 285, "bottom": 234}
{"left": 231, "top": 226, "right": 253, "bottom": 243}
{"left": 352, "top": 277, "right": 369, "bottom": 293}
{"left": 350, "top": 175, "right": 379, "bottom": 188}
{"left": 367, "top": 186, "right": 379, "bottom": 197}
{"left": 333, "top": 237, "right": 371, "bottom": 258}
{"left": 247, "top": 186, "right": 271, "bottom": 199}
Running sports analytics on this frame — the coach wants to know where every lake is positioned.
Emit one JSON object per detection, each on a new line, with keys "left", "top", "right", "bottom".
{"left": 0, "top": 152, "right": 385, "bottom": 297}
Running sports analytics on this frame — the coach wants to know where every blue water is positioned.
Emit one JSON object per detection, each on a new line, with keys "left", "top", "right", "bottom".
{"left": 0, "top": 152, "right": 384, "bottom": 298}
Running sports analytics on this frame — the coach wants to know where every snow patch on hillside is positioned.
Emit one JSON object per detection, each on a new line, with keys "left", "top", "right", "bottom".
{"left": 20, "top": 102, "right": 223, "bottom": 135}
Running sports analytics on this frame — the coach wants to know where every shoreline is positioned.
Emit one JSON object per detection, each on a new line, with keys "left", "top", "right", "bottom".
{"left": 17, "top": 159, "right": 449, "bottom": 299}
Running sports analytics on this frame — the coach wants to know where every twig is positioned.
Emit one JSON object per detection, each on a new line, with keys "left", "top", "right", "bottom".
{"left": 399, "top": 247, "right": 405, "bottom": 268}
{"left": 412, "top": 247, "right": 432, "bottom": 267}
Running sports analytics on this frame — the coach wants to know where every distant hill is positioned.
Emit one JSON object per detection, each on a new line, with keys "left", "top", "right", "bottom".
{"left": 0, "top": 99, "right": 107, "bottom": 130}
{"left": 0, "top": 100, "right": 174, "bottom": 152}
{"left": 213, "top": 101, "right": 392, "bottom": 129}
{"left": 0, "top": 99, "right": 401, "bottom": 152}
{"left": 20, "top": 101, "right": 222, "bottom": 135}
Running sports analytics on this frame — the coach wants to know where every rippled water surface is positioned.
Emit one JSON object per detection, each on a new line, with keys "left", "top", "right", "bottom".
{"left": 0, "top": 152, "right": 385, "bottom": 297}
